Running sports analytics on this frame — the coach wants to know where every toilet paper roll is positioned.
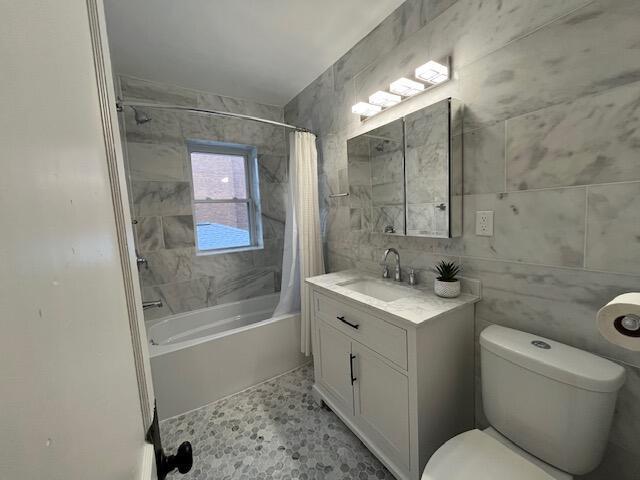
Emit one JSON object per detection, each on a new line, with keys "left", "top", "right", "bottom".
{"left": 597, "top": 293, "right": 640, "bottom": 351}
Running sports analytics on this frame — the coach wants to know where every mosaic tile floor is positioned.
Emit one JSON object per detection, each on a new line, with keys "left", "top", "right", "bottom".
{"left": 160, "top": 363, "right": 394, "bottom": 480}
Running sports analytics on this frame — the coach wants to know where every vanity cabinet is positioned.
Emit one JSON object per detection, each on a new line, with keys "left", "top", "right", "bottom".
{"left": 308, "top": 277, "right": 477, "bottom": 480}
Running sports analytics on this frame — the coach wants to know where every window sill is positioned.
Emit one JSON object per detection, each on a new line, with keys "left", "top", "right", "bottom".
{"left": 195, "top": 244, "right": 264, "bottom": 256}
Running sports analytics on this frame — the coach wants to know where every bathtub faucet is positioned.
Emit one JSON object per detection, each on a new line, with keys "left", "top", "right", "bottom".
{"left": 143, "top": 300, "right": 163, "bottom": 310}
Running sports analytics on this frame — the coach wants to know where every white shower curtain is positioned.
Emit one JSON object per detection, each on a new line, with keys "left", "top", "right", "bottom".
{"left": 274, "top": 131, "right": 325, "bottom": 356}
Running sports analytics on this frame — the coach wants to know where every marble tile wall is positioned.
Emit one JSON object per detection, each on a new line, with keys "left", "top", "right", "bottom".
{"left": 284, "top": 0, "right": 640, "bottom": 477}
{"left": 118, "top": 75, "right": 287, "bottom": 320}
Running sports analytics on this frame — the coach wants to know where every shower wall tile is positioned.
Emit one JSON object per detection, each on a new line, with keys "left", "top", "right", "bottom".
{"left": 196, "top": 91, "right": 284, "bottom": 122}
{"left": 506, "top": 82, "right": 640, "bottom": 191}
{"left": 120, "top": 75, "right": 199, "bottom": 106}
{"left": 460, "top": 0, "right": 640, "bottom": 130}
{"left": 214, "top": 268, "right": 276, "bottom": 305}
{"left": 462, "top": 125, "right": 505, "bottom": 195}
{"left": 119, "top": 76, "right": 285, "bottom": 318}
{"left": 123, "top": 107, "right": 183, "bottom": 145}
{"left": 258, "top": 154, "right": 288, "bottom": 183}
{"left": 131, "top": 181, "right": 192, "bottom": 217}
{"left": 127, "top": 141, "right": 189, "bottom": 182}
{"left": 157, "top": 277, "right": 215, "bottom": 314}
{"left": 138, "top": 247, "right": 197, "bottom": 287}
{"left": 461, "top": 189, "right": 586, "bottom": 267}
{"left": 162, "top": 215, "right": 195, "bottom": 249}
{"left": 586, "top": 182, "right": 640, "bottom": 274}
{"left": 134, "top": 216, "right": 164, "bottom": 252}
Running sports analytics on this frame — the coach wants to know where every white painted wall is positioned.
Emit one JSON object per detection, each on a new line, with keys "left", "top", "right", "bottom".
{"left": 0, "top": 1, "right": 147, "bottom": 478}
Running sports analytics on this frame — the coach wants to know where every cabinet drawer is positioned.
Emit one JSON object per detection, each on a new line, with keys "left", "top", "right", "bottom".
{"left": 315, "top": 293, "right": 407, "bottom": 370}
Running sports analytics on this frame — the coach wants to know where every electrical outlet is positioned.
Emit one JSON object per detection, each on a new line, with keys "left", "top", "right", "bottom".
{"left": 476, "top": 211, "right": 494, "bottom": 236}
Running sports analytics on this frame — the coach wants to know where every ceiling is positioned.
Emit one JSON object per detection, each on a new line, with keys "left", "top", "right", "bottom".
{"left": 104, "top": 0, "right": 405, "bottom": 106}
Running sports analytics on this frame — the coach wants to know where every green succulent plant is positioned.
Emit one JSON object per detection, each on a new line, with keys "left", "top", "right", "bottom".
{"left": 434, "top": 260, "right": 461, "bottom": 282}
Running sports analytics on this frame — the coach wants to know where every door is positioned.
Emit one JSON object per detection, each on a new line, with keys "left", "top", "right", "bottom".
{"left": 0, "top": 1, "right": 153, "bottom": 479}
{"left": 352, "top": 342, "right": 410, "bottom": 468}
{"left": 317, "top": 321, "right": 355, "bottom": 415}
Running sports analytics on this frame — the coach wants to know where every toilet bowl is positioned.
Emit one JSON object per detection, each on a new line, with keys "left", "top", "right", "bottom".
{"left": 422, "top": 326, "right": 625, "bottom": 480}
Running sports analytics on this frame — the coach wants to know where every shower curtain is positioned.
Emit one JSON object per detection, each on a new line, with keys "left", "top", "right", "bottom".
{"left": 274, "top": 131, "right": 325, "bottom": 356}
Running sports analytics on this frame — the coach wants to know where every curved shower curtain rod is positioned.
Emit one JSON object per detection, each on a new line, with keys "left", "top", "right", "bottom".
{"left": 115, "top": 99, "right": 314, "bottom": 134}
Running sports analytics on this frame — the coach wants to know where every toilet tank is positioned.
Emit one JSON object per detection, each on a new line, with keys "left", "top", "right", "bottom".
{"left": 480, "top": 325, "right": 625, "bottom": 475}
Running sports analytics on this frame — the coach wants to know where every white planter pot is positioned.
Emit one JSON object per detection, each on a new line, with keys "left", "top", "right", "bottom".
{"left": 434, "top": 279, "right": 461, "bottom": 298}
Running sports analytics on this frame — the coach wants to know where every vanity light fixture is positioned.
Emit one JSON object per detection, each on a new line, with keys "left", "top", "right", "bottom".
{"left": 389, "top": 77, "right": 425, "bottom": 97}
{"left": 415, "top": 60, "right": 449, "bottom": 84}
{"left": 369, "top": 90, "right": 402, "bottom": 108}
{"left": 351, "top": 102, "right": 382, "bottom": 117}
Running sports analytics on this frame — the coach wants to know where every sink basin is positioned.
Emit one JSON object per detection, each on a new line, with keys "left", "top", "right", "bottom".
{"left": 338, "top": 279, "right": 413, "bottom": 303}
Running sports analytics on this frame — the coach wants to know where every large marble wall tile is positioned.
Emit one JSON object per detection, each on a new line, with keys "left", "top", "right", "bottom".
{"left": 258, "top": 154, "right": 287, "bottom": 183}
{"left": 462, "top": 188, "right": 586, "bottom": 267}
{"left": 127, "top": 141, "right": 188, "bottom": 181}
{"left": 586, "top": 182, "right": 640, "bottom": 274}
{"left": 132, "top": 181, "right": 192, "bottom": 216}
{"left": 120, "top": 75, "right": 199, "bottom": 106}
{"left": 426, "top": 0, "right": 590, "bottom": 68}
{"left": 507, "top": 82, "right": 640, "bottom": 191}
{"left": 135, "top": 216, "right": 164, "bottom": 252}
{"left": 462, "top": 124, "right": 505, "bottom": 194}
{"left": 196, "top": 91, "right": 283, "bottom": 122}
{"left": 157, "top": 277, "right": 215, "bottom": 314}
{"left": 354, "top": 0, "right": 589, "bottom": 105}
{"left": 608, "top": 363, "right": 640, "bottom": 461}
{"left": 138, "top": 248, "right": 197, "bottom": 287}
{"left": 162, "top": 215, "right": 195, "bottom": 249}
{"left": 141, "top": 286, "right": 173, "bottom": 321}
{"left": 177, "top": 110, "right": 225, "bottom": 141}
{"left": 462, "top": 258, "right": 640, "bottom": 368}
{"left": 261, "top": 214, "right": 285, "bottom": 240}
{"left": 260, "top": 180, "right": 287, "bottom": 223}
{"left": 333, "top": 0, "right": 426, "bottom": 86}
{"left": 461, "top": 0, "right": 640, "bottom": 130}
{"left": 582, "top": 441, "right": 640, "bottom": 480}
{"left": 122, "top": 107, "right": 183, "bottom": 145}
{"left": 214, "top": 268, "right": 276, "bottom": 305}
{"left": 191, "top": 249, "right": 255, "bottom": 279}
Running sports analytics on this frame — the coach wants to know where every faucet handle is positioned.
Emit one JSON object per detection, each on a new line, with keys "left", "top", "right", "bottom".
{"left": 408, "top": 268, "right": 417, "bottom": 286}
{"left": 382, "top": 264, "right": 390, "bottom": 279}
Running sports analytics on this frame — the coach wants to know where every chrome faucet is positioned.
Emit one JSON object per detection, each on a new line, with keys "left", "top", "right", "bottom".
{"left": 142, "top": 300, "right": 163, "bottom": 310}
{"left": 381, "top": 248, "right": 402, "bottom": 282}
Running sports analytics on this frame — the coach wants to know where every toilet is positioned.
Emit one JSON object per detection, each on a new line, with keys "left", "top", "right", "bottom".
{"left": 422, "top": 325, "right": 626, "bottom": 480}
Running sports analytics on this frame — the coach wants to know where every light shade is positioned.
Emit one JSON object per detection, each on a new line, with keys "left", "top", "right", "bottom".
{"left": 415, "top": 60, "right": 449, "bottom": 84}
{"left": 351, "top": 102, "right": 382, "bottom": 117}
{"left": 389, "top": 77, "right": 425, "bottom": 97}
{"left": 369, "top": 90, "right": 401, "bottom": 108}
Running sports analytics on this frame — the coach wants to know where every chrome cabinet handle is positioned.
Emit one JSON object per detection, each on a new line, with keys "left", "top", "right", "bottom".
{"left": 337, "top": 315, "right": 359, "bottom": 329}
{"left": 349, "top": 354, "right": 357, "bottom": 385}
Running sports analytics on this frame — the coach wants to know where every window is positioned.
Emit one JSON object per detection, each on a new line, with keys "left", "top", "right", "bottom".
{"left": 187, "top": 141, "right": 263, "bottom": 254}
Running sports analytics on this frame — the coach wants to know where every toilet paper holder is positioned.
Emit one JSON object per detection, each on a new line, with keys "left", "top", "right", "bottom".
{"left": 614, "top": 314, "right": 640, "bottom": 337}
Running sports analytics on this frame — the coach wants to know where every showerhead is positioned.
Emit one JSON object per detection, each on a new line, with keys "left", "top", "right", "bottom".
{"left": 131, "top": 106, "right": 152, "bottom": 125}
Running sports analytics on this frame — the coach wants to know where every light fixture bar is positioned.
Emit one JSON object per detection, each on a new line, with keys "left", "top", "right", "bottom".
{"left": 389, "top": 77, "right": 425, "bottom": 97}
{"left": 351, "top": 102, "right": 382, "bottom": 117}
{"left": 415, "top": 60, "right": 449, "bottom": 84}
{"left": 369, "top": 90, "right": 401, "bottom": 108}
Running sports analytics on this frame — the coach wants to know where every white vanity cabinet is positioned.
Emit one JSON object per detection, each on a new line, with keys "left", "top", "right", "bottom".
{"left": 307, "top": 273, "right": 478, "bottom": 480}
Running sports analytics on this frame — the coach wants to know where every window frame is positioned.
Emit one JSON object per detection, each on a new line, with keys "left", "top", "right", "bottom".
{"left": 187, "top": 140, "right": 263, "bottom": 255}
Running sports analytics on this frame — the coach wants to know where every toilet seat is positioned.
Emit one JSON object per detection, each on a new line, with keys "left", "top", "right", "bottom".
{"left": 422, "top": 429, "right": 572, "bottom": 480}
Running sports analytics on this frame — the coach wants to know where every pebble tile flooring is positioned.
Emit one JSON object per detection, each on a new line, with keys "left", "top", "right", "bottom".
{"left": 160, "top": 363, "right": 394, "bottom": 479}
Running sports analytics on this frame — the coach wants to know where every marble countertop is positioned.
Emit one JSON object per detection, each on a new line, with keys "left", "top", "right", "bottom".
{"left": 305, "top": 270, "right": 480, "bottom": 327}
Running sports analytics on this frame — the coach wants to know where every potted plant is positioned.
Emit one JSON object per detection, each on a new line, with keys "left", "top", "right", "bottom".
{"left": 433, "top": 260, "right": 461, "bottom": 298}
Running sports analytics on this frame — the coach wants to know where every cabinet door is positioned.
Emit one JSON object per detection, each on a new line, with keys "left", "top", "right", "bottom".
{"left": 317, "top": 321, "right": 354, "bottom": 415}
{"left": 352, "top": 342, "right": 410, "bottom": 468}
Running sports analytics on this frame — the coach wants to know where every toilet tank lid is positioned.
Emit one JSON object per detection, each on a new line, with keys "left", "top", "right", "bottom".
{"left": 480, "top": 326, "right": 626, "bottom": 393}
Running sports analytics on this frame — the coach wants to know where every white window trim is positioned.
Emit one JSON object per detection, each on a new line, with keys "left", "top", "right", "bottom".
{"left": 187, "top": 140, "right": 264, "bottom": 255}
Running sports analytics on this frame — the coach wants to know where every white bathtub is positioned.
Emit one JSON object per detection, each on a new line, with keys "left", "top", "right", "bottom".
{"left": 146, "top": 294, "right": 307, "bottom": 420}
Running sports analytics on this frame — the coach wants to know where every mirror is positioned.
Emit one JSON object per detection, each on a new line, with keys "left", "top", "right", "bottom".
{"left": 347, "top": 97, "right": 462, "bottom": 238}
